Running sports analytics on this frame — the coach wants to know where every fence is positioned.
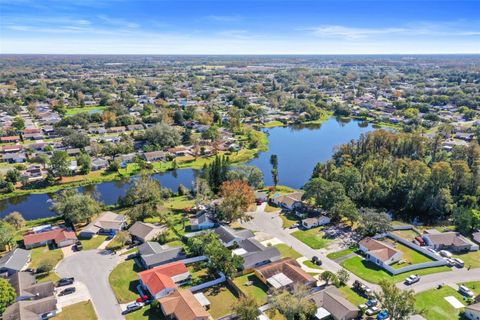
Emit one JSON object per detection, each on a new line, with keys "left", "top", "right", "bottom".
{"left": 180, "top": 255, "right": 207, "bottom": 265}
{"left": 190, "top": 272, "right": 226, "bottom": 292}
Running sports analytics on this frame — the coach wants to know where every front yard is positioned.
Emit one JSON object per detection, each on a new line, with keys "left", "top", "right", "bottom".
{"left": 274, "top": 243, "right": 302, "bottom": 259}
{"left": 204, "top": 285, "right": 239, "bottom": 319}
{"left": 387, "top": 242, "right": 435, "bottom": 269}
{"left": 30, "top": 246, "right": 63, "bottom": 284}
{"left": 109, "top": 260, "right": 143, "bottom": 304}
{"left": 341, "top": 256, "right": 451, "bottom": 284}
{"left": 415, "top": 286, "right": 468, "bottom": 320}
{"left": 338, "top": 286, "right": 368, "bottom": 306}
{"left": 232, "top": 273, "right": 270, "bottom": 306}
{"left": 291, "top": 227, "right": 331, "bottom": 249}
{"left": 125, "top": 304, "right": 165, "bottom": 320}
{"left": 53, "top": 301, "right": 97, "bottom": 320}
{"left": 327, "top": 248, "right": 356, "bottom": 260}
{"left": 80, "top": 235, "right": 108, "bottom": 250}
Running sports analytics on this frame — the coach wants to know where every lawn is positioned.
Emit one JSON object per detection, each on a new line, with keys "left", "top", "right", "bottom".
{"left": 460, "top": 281, "right": 480, "bottom": 295}
{"left": 292, "top": 228, "right": 331, "bottom": 249}
{"left": 415, "top": 286, "right": 468, "bottom": 320}
{"left": 204, "top": 285, "right": 239, "bottom": 319}
{"left": 30, "top": 246, "right": 64, "bottom": 270}
{"left": 65, "top": 106, "right": 106, "bottom": 115}
{"left": 53, "top": 301, "right": 97, "bottom": 320}
{"left": 125, "top": 304, "right": 165, "bottom": 320}
{"left": 280, "top": 213, "right": 298, "bottom": 228}
{"left": 186, "top": 264, "right": 213, "bottom": 287}
{"left": 80, "top": 235, "right": 108, "bottom": 250}
{"left": 163, "top": 196, "right": 195, "bottom": 210}
{"left": 109, "top": 260, "right": 143, "bottom": 303}
{"left": 338, "top": 286, "right": 368, "bottom": 306}
{"left": 302, "top": 260, "right": 323, "bottom": 271}
{"left": 388, "top": 242, "right": 434, "bottom": 269}
{"left": 232, "top": 273, "right": 270, "bottom": 305}
{"left": 36, "top": 271, "right": 61, "bottom": 284}
{"left": 391, "top": 229, "right": 420, "bottom": 241}
{"left": 265, "top": 204, "right": 281, "bottom": 213}
{"left": 341, "top": 256, "right": 451, "bottom": 284}
{"left": 274, "top": 243, "right": 302, "bottom": 259}
{"left": 453, "top": 251, "right": 480, "bottom": 268}
{"left": 327, "top": 248, "right": 356, "bottom": 260}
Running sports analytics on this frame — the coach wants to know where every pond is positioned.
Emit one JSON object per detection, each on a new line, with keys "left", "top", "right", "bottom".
{"left": 0, "top": 118, "right": 374, "bottom": 220}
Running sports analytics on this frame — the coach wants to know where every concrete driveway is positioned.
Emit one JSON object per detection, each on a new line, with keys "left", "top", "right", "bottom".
{"left": 56, "top": 281, "right": 91, "bottom": 309}
{"left": 56, "top": 249, "right": 124, "bottom": 320}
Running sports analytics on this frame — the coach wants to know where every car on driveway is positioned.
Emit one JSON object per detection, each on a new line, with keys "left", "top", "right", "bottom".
{"left": 404, "top": 274, "right": 420, "bottom": 285}
{"left": 458, "top": 285, "right": 474, "bottom": 298}
{"left": 439, "top": 250, "right": 453, "bottom": 258}
{"left": 377, "top": 310, "right": 390, "bottom": 320}
{"left": 126, "top": 253, "right": 139, "bottom": 260}
{"left": 56, "top": 277, "right": 74, "bottom": 287}
{"left": 58, "top": 287, "right": 76, "bottom": 296}
{"left": 311, "top": 256, "right": 322, "bottom": 266}
{"left": 122, "top": 302, "right": 144, "bottom": 314}
{"left": 366, "top": 306, "right": 380, "bottom": 316}
{"left": 75, "top": 241, "right": 83, "bottom": 251}
{"left": 452, "top": 258, "right": 464, "bottom": 268}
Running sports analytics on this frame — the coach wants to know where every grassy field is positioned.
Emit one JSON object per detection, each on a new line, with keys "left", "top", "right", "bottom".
{"left": 30, "top": 246, "right": 64, "bottom": 269}
{"left": 292, "top": 227, "right": 331, "bottom": 249}
{"left": 232, "top": 273, "right": 270, "bottom": 305}
{"left": 341, "top": 256, "right": 451, "bottom": 284}
{"left": 80, "top": 235, "right": 108, "bottom": 250}
{"left": 338, "top": 286, "right": 368, "bottom": 306}
{"left": 327, "top": 248, "right": 356, "bottom": 260}
{"left": 263, "top": 120, "right": 285, "bottom": 128}
{"left": 53, "top": 301, "right": 97, "bottom": 320}
{"left": 415, "top": 286, "right": 468, "bottom": 320}
{"left": 109, "top": 260, "right": 142, "bottom": 304}
{"left": 274, "top": 243, "right": 302, "bottom": 259}
{"left": 125, "top": 305, "right": 165, "bottom": 320}
{"left": 65, "top": 106, "right": 106, "bottom": 115}
{"left": 453, "top": 251, "right": 480, "bottom": 268}
{"left": 204, "top": 285, "right": 238, "bottom": 318}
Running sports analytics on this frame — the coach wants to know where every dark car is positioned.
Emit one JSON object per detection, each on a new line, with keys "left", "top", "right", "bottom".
{"left": 75, "top": 241, "right": 83, "bottom": 251}
{"left": 126, "top": 253, "right": 139, "bottom": 260}
{"left": 58, "top": 287, "right": 76, "bottom": 296}
{"left": 311, "top": 256, "right": 322, "bottom": 266}
{"left": 56, "top": 277, "right": 74, "bottom": 287}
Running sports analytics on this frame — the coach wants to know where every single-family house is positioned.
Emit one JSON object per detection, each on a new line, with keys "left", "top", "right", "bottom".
{"left": 232, "top": 238, "right": 281, "bottom": 271}
{"left": 79, "top": 211, "right": 126, "bottom": 238}
{"left": 128, "top": 222, "right": 166, "bottom": 243}
{"left": 254, "top": 191, "right": 268, "bottom": 202}
{"left": 138, "top": 242, "right": 186, "bottom": 269}
{"left": 23, "top": 228, "right": 77, "bottom": 249}
{"left": 0, "top": 136, "right": 21, "bottom": 143}
{"left": 189, "top": 213, "right": 215, "bottom": 231}
{"left": 309, "top": 285, "right": 360, "bottom": 320}
{"left": 465, "top": 302, "right": 480, "bottom": 320}
{"left": 473, "top": 232, "right": 480, "bottom": 245}
{"left": 271, "top": 191, "right": 304, "bottom": 211}
{"left": 91, "top": 158, "right": 109, "bottom": 171}
{"left": 143, "top": 151, "right": 166, "bottom": 162}
{"left": 0, "top": 249, "right": 31, "bottom": 276}
{"left": 8, "top": 271, "right": 55, "bottom": 301}
{"left": 138, "top": 261, "right": 191, "bottom": 299}
{"left": 254, "top": 258, "right": 317, "bottom": 290}
{"left": 302, "top": 216, "right": 331, "bottom": 229}
{"left": 2, "top": 296, "right": 58, "bottom": 320}
{"left": 158, "top": 289, "right": 210, "bottom": 320}
{"left": 214, "top": 226, "right": 254, "bottom": 247}
{"left": 2, "top": 152, "right": 27, "bottom": 163}
{"left": 359, "top": 237, "right": 403, "bottom": 267}
{"left": 422, "top": 229, "right": 479, "bottom": 252}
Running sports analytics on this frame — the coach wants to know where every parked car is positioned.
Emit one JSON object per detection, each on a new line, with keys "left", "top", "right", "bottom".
{"left": 439, "top": 250, "right": 453, "bottom": 258}
{"left": 122, "top": 302, "right": 144, "bottom": 314}
{"left": 377, "top": 310, "right": 390, "bottom": 320}
{"left": 366, "top": 299, "right": 378, "bottom": 307}
{"left": 289, "top": 223, "right": 299, "bottom": 229}
{"left": 136, "top": 295, "right": 149, "bottom": 303}
{"left": 75, "top": 241, "right": 83, "bottom": 251}
{"left": 40, "top": 311, "right": 56, "bottom": 320}
{"left": 366, "top": 306, "right": 380, "bottom": 316}
{"left": 427, "top": 248, "right": 439, "bottom": 256}
{"left": 459, "top": 285, "right": 474, "bottom": 298}
{"left": 256, "top": 199, "right": 263, "bottom": 205}
{"left": 452, "top": 258, "right": 464, "bottom": 268}
{"left": 404, "top": 274, "right": 420, "bottom": 285}
{"left": 353, "top": 280, "right": 373, "bottom": 297}
{"left": 58, "top": 287, "right": 76, "bottom": 296}
{"left": 414, "top": 236, "right": 425, "bottom": 246}
{"left": 445, "top": 258, "right": 457, "bottom": 267}
{"left": 56, "top": 277, "right": 74, "bottom": 287}
{"left": 126, "top": 253, "right": 139, "bottom": 260}
{"left": 311, "top": 256, "right": 322, "bottom": 266}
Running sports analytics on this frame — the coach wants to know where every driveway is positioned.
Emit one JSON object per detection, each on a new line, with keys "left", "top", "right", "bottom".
{"left": 56, "top": 249, "right": 124, "bottom": 320}
{"left": 56, "top": 281, "right": 91, "bottom": 309}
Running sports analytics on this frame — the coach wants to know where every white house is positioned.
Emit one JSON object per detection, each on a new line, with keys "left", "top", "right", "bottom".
{"left": 301, "top": 216, "right": 331, "bottom": 229}
{"left": 359, "top": 237, "right": 403, "bottom": 267}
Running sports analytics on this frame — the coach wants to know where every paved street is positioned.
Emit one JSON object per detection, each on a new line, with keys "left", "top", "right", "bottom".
{"left": 56, "top": 249, "right": 124, "bottom": 320}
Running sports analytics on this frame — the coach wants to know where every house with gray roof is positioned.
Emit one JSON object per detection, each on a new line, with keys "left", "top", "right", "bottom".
{"left": 138, "top": 242, "right": 186, "bottom": 269}
{"left": 8, "top": 271, "right": 55, "bottom": 301}
{"left": 232, "top": 238, "right": 281, "bottom": 271}
{"left": 128, "top": 222, "right": 165, "bottom": 243}
{"left": 189, "top": 213, "right": 215, "bottom": 231}
{"left": 422, "top": 229, "right": 479, "bottom": 252}
{"left": 79, "top": 211, "right": 126, "bottom": 238}
{"left": 214, "top": 226, "right": 254, "bottom": 247}
{"left": 309, "top": 285, "right": 360, "bottom": 320}
{"left": 0, "top": 249, "right": 31, "bottom": 276}
{"left": 2, "top": 296, "right": 58, "bottom": 320}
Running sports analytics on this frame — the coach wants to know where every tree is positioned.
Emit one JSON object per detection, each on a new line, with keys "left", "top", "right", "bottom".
{"left": 375, "top": 280, "right": 416, "bottom": 320}
{"left": 63, "top": 132, "right": 90, "bottom": 148}
{"left": 270, "top": 154, "right": 279, "bottom": 187}
{"left": 233, "top": 296, "right": 259, "bottom": 320}
{"left": 0, "top": 278, "right": 16, "bottom": 314}
{"left": 320, "top": 270, "right": 337, "bottom": 285}
{"left": 219, "top": 180, "right": 255, "bottom": 223}
{"left": 303, "top": 177, "right": 347, "bottom": 210}
{"left": 77, "top": 152, "right": 91, "bottom": 175}
{"left": 269, "top": 285, "right": 317, "bottom": 320}
{"left": 3, "top": 211, "right": 25, "bottom": 229}
{"left": 51, "top": 189, "right": 102, "bottom": 224}
{"left": 202, "top": 155, "right": 230, "bottom": 193}
{"left": 358, "top": 209, "right": 392, "bottom": 237}
{"left": 336, "top": 269, "right": 350, "bottom": 286}
{"left": 144, "top": 123, "right": 181, "bottom": 148}
{"left": 0, "top": 221, "right": 15, "bottom": 251}
{"left": 50, "top": 150, "right": 70, "bottom": 178}
{"left": 121, "top": 175, "right": 163, "bottom": 221}
{"left": 12, "top": 116, "right": 25, "bottom": 130}
{"left": 226, "top": 165, "right": 264, "bottom": 189}
{"left": 5, "top": 169, "right": 20, "bottom": 184}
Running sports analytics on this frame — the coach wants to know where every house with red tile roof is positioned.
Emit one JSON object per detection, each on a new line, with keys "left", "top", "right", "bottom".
{"left": 158, "top": 289, "right": 210, "bottom": 320}
{"left": 138, "top": 261, "right": 191, "bottom": 299}
{"left": 254, "top": 257, "right": 317, "bottom": 290}
{"left": 0, "top": 136, "right": 21, "bottom": 143}
{"left": 23, "top": 228, "right": 77, "bottom": 249}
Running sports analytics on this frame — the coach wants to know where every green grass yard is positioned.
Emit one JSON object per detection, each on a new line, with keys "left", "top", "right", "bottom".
{"left": 30, "top": 246, "right": 64, "bottom": 270}
{"left": 53, "top": 301, "right": 97, "bottom": 320}
{"left": 388, "top": 242, "right": 434, "bottom": 269}
{"left": 341, "top": 256, "right": 451, "bottom": 284}
{"left": 453, "top": 251, "right": 480, "bottom": 268}
{"left": 80, "top": 235, "right": 108, "bottom": 250}
{"left": 125, "top": 304, "right": 165, "bottom": 320}
{"left": 65, "top": 106, "right": 107, "bottom": 115}
{"left": 460, "top": 281, "right": 480, "bottom": 295}
{"left": 232, "top": 273, "right": 270, "bottom": 305}
{"left": 338, "top": 286, "right": 368, "bottom": 306}
{"left": 274, "top": 243, "right": 302, "bottom": 259}
{"left": 292, "top": 227, "right": 331, "bottom": 249}
{"left": 204, "top": 285, "right": 239, "bottom": 319}
{"left": 109, "top": 260, "right": 143, "bottom": 304}
{"left": 327, "top": 248, "right": 356, "bottom": 260}
{"left": 415, "top": 286, "right": 468, "bottom": 320}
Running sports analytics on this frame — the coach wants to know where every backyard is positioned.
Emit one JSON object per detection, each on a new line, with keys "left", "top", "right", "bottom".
{"left": 415, "top": 286, "right": 468, "bottom": 320}
{"left": 341, "top": 256, "right": 451, "bottom": 284}
{"left": 386, "top": 241, "right": 434, "bottom": 268}
{"left": 232, "top": 273, "right": 270, "bottom": 305}
{"left": 109, "top": 260, "right": 143, "bottom": 304}
{"left": 292, "top": 227, "right": 331, "bottom": 249}
{"left": 53, "top": 301, "right": 97, "bottom": 320}
{"left": 204, "top": 285, "right": 239, "bottom": 318}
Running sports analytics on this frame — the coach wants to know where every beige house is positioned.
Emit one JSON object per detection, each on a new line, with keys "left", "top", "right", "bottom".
{"left": 359, "top": 237, "right": 403, "bottom": 267}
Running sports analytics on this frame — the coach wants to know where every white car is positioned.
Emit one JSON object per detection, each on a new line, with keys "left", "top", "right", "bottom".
{"left": 452, "top": 258, "right": 464, "bottom": 268}
{"left": 427, "top": 248, "right": 439, "bottom": 256}
{"left": 446, "top": 258, "right": 457, "bottom": 267}
{"left": 439, "top": 250, "right": 453, "bottom": 258}
{"left": 404, "top": 275, "right": 420, "bottom": 285}
{"left": 459, "top": 285, "right": 474, "bottom": 298}
{"left": 366, "top": 306, "right": 380, "bottom": 316}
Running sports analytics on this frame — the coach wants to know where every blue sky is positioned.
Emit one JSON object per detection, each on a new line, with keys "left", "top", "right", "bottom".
{"left": 1, "top": 0, "right": 479, "bottom": 54}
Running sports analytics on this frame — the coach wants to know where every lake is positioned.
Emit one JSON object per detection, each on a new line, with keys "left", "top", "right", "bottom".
{"left": 0, "top": 118, "right": 374, "bottom": 220}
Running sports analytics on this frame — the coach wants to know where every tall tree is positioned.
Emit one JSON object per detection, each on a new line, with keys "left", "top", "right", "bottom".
{"left": 121, "top": 175, "right": 163, "bottom": 221}
{"left": 270, "top": 154, "right": 279, "bottom": 187}
{"left": 52, "top": 189, "right": 102, "bottom": 224}
{"left": 3, "top": 211, "right": 25, "bottom": 229}
{"left": 219, "top": 180, "right": 255, "bottom": 223}
{"left": 233, "top": 296, "right": 260, "bottom": 320}
{"left": 0, "top": 221, "right": 15, "bottom": 251}
{"left": 0, "top": 278, "right": 16, "bottom": 314}
{"left": 375, "top": 280, "right": 416, "bottom": 320}
{"left": 269, "top": 285, "right": 317, "bottom": 320}
{"left": 49, "top": 150, "right": 70, "bottom": 178}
